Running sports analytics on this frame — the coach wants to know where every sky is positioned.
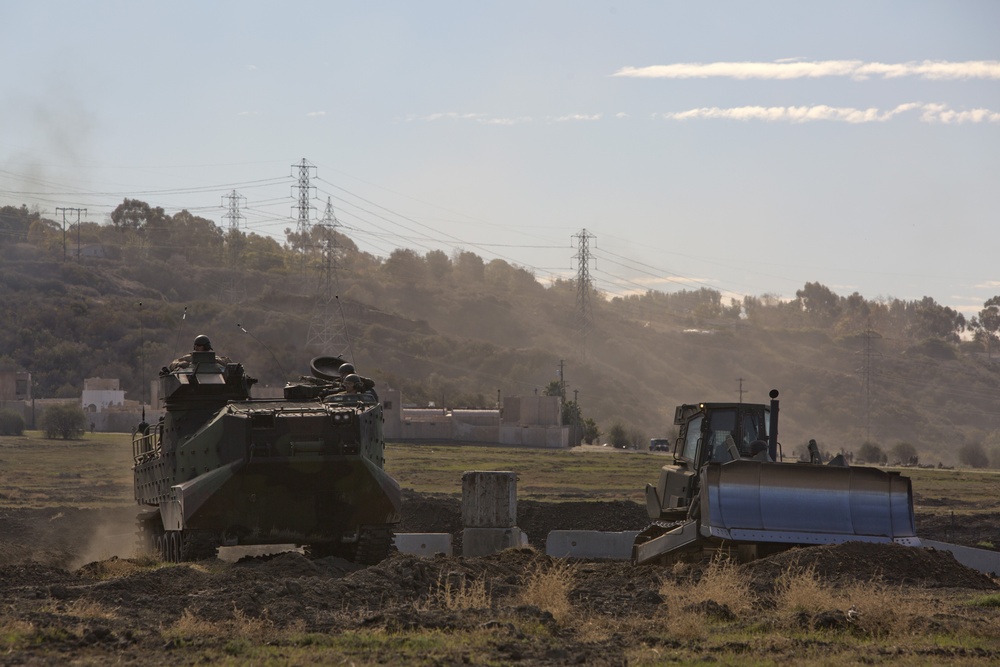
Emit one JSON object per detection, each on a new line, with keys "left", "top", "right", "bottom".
{"left": 2, "top": 1, "right": 999, "bottom": 317}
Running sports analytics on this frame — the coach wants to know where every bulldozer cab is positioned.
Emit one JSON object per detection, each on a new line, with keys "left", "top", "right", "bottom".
{"left": 673, "top": 402, "right": 770, "bottom": 467}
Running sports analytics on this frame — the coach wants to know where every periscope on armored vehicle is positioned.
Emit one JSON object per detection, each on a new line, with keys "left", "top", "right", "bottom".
{"left": 132, "top": 336, "right": 401, "bottom": 564}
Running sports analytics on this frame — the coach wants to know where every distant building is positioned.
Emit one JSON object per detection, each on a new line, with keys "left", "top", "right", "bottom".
{"left": 82, "top": 377, "right": 161, "bottom": 432}
{"left": 0, "top": 370, "right": 31, "bottom": 401}
{"left": 382, "top": 389, "right": 569, "bottom": 448}
{"left": 82, "top": 377, "right": 125, "bottom": 413}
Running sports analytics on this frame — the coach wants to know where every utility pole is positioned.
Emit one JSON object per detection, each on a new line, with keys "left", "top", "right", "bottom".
{"left": 572, "top": 229, "right": 596, "bottom": 352}
{"left": 736, "top": 377, "right": 746, "bottom": 403}
{"left": 55, "top": 207, "right": 86, "bottom": 261}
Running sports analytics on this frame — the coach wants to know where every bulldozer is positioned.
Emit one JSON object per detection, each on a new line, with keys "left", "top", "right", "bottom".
{"left": 633, "top": 390, "right": 919, "bottom": 565}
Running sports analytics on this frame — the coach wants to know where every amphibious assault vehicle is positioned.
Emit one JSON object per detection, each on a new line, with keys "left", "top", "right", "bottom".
{"left": 132, "top": 350, "right": 401, "bottom": 564}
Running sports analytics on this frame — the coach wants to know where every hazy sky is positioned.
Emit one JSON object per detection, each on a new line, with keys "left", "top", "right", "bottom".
{"left": 2, "top": 1, "right": 998, "bottom": 316}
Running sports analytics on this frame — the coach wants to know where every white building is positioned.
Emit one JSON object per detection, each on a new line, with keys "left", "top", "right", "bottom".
{"left": 82, "top": 377, "right": 125, "bottom": 412}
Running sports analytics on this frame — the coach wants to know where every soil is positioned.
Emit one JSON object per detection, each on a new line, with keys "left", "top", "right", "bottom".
{"left": 0, "top": 490, "right": 997, "bottom": 664}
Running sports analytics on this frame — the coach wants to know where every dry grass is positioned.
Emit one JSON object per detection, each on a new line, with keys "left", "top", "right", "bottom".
{"left": 771, "top": 565, "right": 930, "bottom": 637}
{"left": 516, "top": 559, "right": 577, "bottom": 623}
{"left": 167, "top": 604, "right": 285, "bottom": 643}
{"left": 63, "top": 598, "right": 121, "bottom": 621}
{"left": 773, "top": 565, "right": 841, "bottom": 616}
{"left": 428, "top": 572, "right": 492, "bottom": 611}
{"left": 657, "top": 556, "right": 757, "bottom": 640}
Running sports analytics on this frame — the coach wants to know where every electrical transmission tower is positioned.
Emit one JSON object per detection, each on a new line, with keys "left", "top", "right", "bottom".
{"left": 857, "top": 320, "right": 883, "bottom": 443}
{"left": 55, "top": 207, "right": 86, "bottom": 261}
{"left": 222, "top": 190, "right": 247, "bottom": 304}
{"left": 306, "top": 197, "right": 352, "bottom": 356}
{"left": 291, "top": 158, "right": 317, "bottom": 238}
{"left": 572, "top": 229, "right": 596, "bottom": 351}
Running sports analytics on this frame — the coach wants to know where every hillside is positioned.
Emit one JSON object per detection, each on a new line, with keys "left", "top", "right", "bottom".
{"left": 2, "top": 203, "right": 1000, "bottom": 467}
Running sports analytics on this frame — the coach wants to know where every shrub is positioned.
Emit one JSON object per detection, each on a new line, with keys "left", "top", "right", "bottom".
{"left": 857, "top": 441, "right": 887, "bottom": 465}
{"left": 41, "top": 403, "right": 86, "bottom": 440}
{"left": 0, "top": 409, "right": 24, "bottom": 436}
{"left": 607, "top": 421, "right": 630, "bottom": 449}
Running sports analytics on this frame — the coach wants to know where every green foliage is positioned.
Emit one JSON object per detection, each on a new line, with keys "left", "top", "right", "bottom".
{"left": 543, "top": 380, "right": 565, "bottom": 399}
{"left": 582, "top": 418, "right": 599, "bottom": 445}
{"left": 0, "top": 409, "right": 24, "bottom": 435}
{"left": 41, "top": 403, "right": 86, "bottom": 440}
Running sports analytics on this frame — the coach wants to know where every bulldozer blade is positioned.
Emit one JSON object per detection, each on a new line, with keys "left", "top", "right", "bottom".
{"left": 632, "top": 520, "right": 701, "bottom": 565}
{"left": 703, "top": 459, "right": 919, "bottom": 547}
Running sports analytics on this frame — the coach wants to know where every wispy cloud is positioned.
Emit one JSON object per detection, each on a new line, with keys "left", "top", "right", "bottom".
{"left": 408, "top": 112, "right": 532, "bottom": 124}
{"left": 552, "top": 113, "right": 603, "bottom": 122}
{"left": 306, "top": 111, "right": 327, "bottom": 117}
{"left": 660, "top": 103, "right": 1000, "bottom": 124}
{"left": 615, "top": 60, "right": 1000, "bottom": 81}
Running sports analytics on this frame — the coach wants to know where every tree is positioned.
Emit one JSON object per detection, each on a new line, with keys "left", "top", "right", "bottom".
{"left": 110, "top": 198, "right": 167, "bottom": 234}
{"left": 41, "top": 403, "right": 86, "bottom": 439}
{"left": 582, "top": 418, "right": 599, "bottom": 445}
{"left": 795, "top": 282, "right": 842, "bottom": 326}
{"left": 907, "top": 296, "right": 966, "bottom": 342}
{"left": 425, "top": 250, "right": 451, "bottom": 280}
{"left": 607, "top": 421, "right": 630, "bottom": 449}
{"left": 858, "top": 441, "right": 887, "bottom": 465}
{"left": 958, "top": 442, "right": 989, "bottom": 469}
{"left": 543, "top": 380, "right": 565, "bottom": 400}
{"left": 969, "top": 296, "right": 1000, "bottom": 357}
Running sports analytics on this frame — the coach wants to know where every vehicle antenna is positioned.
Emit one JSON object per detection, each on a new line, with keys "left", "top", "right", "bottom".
{"left": 172, "top": 306, "right": 188, "bottom": 352}
{"left": 237, "top": 323, "right": 288, "bottom": 379}
{"left": 139, "top": 301, "right": 146, "bottom": 423}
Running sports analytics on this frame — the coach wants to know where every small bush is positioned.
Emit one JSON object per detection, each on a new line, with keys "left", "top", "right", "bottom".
{"left": 0, "top": 409, "right": 24, "bottom": 436}
{"left": 41, "top": 403, "right": 86, "bottom": 440}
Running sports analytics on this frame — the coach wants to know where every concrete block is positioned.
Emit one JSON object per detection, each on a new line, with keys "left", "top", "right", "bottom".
{"left": 462, "top": 471, "right": 517, "bottom": 527}
{"left": 545, "top": 530, "right": 641, "bottom": 560}
{"left": 393, "top": 533, "right": 453, "bottom": 557}
{"left": 462, "top": 526, "right": 526, "bottom": 557}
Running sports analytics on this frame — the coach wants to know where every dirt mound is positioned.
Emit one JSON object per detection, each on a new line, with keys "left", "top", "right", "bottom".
{"left": 743, "top": 542, "right": 999, "bottom": 592}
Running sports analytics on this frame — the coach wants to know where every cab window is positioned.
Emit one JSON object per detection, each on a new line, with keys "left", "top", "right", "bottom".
{"left": 679, "top": 415, "right": 703, "bottom": 462}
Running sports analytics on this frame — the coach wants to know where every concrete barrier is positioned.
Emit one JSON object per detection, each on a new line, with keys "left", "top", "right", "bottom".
{"left": 393, "top": 533, "right": 453, "bottom": 557}
{"left": 921, "top": 539, "right": 1000, "bottom": 577}
{"left": 546, "top": 530, "right": 640, "bottom": 560}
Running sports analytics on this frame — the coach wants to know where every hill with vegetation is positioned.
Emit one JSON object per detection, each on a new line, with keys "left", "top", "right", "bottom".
{"left": 3, "top": 201, "right": 1000, "bottom": 467}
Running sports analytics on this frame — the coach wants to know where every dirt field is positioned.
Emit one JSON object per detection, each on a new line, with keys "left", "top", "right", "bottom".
{"left": 0, "top": 489, "right": 998, "bottom": 665}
